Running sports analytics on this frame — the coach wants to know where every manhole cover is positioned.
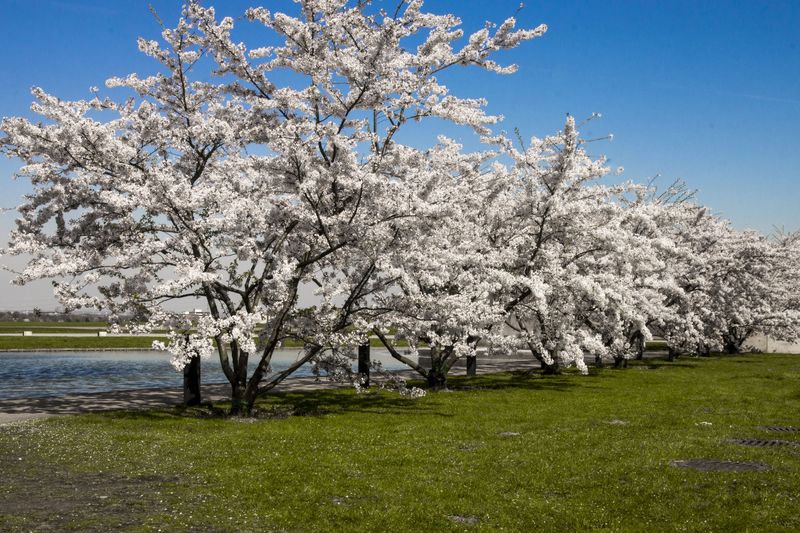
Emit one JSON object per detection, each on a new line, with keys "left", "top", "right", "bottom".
{"left": 757, "top": 426, "right": 800, "bottom": 432}
{"left": 727, "top": 438, "right": 799, "bottom": 448}
{"left": 670, "top": 459, "right": 770, "bottom": 472}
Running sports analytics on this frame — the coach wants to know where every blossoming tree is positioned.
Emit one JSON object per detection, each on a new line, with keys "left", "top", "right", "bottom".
{"left": 0, "top": 0, "right": 545, "bottom": 413}
{"left": 493, "top": 116, "right": 632, "bottom": 374}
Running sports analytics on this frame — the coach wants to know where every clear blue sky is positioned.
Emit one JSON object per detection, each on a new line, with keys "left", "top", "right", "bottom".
{"left": 1, "top": 0, "right": 799, "bottom": 309}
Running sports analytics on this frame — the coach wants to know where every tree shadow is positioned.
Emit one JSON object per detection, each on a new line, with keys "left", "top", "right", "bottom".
{"left": 81, "top": 370, "right": 591, "bottom": 423}
{"left": 0, "top": 385, "right": 220, "bottom": 418}
{"left": 444, "top": 372, "right": 583, "bottom": 393}
{"left": 2, "top": 353, "right": 737, "bottom": 423}
{"left": 625, "top": 358, "right": 702, "bottom": 370}
{"left": 262, "top": 388, "right": 453, "bottom": 418}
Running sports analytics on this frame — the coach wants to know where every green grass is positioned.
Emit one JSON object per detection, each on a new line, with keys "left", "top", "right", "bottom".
{"left": 646, "top": 340, "right": 669, "bottom": 350}
{"left": 1, "top": 354, "right": 800, "bottom": 531}
{"left": 0, "top": 327, "right": 109, "bottom": 334}
{"left": 0, "top": 321, "right": 109, "bottom": 328}
{"left": 0, "top": 336, "right": 163, "bottom": 350}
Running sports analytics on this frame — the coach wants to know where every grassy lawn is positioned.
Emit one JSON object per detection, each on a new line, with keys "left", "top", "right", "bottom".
{"left": 1, "top": 354, "right": 799, "bottom": 531}
{"left": 0, "top": 321, "right": 109, "bottom": 329}
{"left": 0, "top": 327, "right": 109, "bottom": 334}
{"left": 645, "top": 339, "right": 668, "bottom": 350}
{"left": 0, "top": 336, "right": 163, "bottom": 350}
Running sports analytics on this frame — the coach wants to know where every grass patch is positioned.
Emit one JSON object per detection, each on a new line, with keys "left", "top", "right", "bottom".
{"left": 0, "top": 336, "right": 163, "bottom": 351}
{"left": 1, "top": 354, "right": 800, "bottom": 531}
{"left": 645, "top": 340, "right": 669, "bottom": 350}
{"left": 0, "top": 321, "right": 109, "bottom": 328}
{"left": 0, "top": 327, "right": 109, "bottom": 334}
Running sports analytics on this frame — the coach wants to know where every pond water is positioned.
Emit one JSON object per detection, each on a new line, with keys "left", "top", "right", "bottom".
{"left": 0, "top": 348, "right": 413, "bottom": 400}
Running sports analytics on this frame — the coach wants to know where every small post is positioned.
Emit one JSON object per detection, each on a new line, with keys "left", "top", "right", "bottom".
{"left": 466, "top": 355, "right": 477, "bottom": 376}
{"left": 358, "top": 342, "right": 370, "bottom": 388}
{"left": 184, "top": 354, "right": 201, "bottom": 406}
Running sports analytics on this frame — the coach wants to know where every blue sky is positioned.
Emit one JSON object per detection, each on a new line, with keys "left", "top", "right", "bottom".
{"left": 1, "top": 0, "right": 799, "bottom": 309}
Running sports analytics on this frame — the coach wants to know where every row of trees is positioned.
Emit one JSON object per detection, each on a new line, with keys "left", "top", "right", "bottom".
{"left": 2, "top": 1, "right": 798, "bottom": 414}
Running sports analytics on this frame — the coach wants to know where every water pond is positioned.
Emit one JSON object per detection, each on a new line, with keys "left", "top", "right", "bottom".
{"left": 0, "top": 348, "right": 412, "bottom": 400}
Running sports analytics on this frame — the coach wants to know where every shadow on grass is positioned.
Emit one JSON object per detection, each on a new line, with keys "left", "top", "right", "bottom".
{"left": 5, "top": 354, "right": 756, "bottom": 422}
{"left": 0, "top": 385, "right": 208, "bottom": 417}
{"left": 445, "top": 372, "right": 583, "bottom": 392}
{"left": 264, "top": 388, "right": 452, "bottom": 418}
{"left": 625, "top": 358, "right": 703, "bottom": 370}
{"left": 89, "top": 389, "right": 452, "bottom": 422}
{"left": 94, "top": 371, "right": 592, "bottom": 423}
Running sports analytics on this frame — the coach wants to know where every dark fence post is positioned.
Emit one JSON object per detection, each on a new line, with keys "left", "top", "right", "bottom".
{"left": 183, "top": 354, "right": 201, "bottom": 406}
{"left": 358, "top": 343, "right": 370, "bottom": 388}
{"left": 466, "top": 355, "right": 477, "bottom": 376}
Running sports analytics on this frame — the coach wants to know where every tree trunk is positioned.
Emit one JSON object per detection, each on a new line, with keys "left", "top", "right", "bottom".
{"left": 723, "top": 332, "right": 743, "bottom": 354}
{"left": 358, "top": 343, "right": 370, "bottom": 387}
{"left": 634, "top": 333, "right": 644, "bottom": 360}
{"left": 426, "top": 370, "right": 448, "bottom": 390}
{"left": 723, "top": 341, "right": 740, "bottom": 355}
{"left": 667, "top": 347, "right": 677, "bottom": 362}
{"left": 527, "top": 342, "right": 561, "bottom": 375}
{"left": 426, "top": 347, "right": 449, "bottom": 390}
{"left": 613, "top": 356, "right": 627, "bottom": 369}
{"left": 540, "top": 360, "right": 561, "bottom": 375}
{"left": 183, "top": 354, "right": 201, "bottom": 406}
{"left": 229, "top": 382, "right": 248, "bottom": 416}
{"left": 595, "top": 354, "right": 604, "bottom": 368}
{"left": 466, "top": 355, "right": 477, "bottom": 376}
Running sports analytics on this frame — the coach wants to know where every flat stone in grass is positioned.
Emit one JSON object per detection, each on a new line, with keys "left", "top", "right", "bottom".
{"left": 448, "top": 515, "right": 480, "bottom": 525}
{"left": 670, "top": 459, "right": 770, "bottom": 472}
{"left": 498, "top": 431, "right": 520, "bottom": 437}
{"left": 727, "top": 438, "right": 800, "bottom": 448}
